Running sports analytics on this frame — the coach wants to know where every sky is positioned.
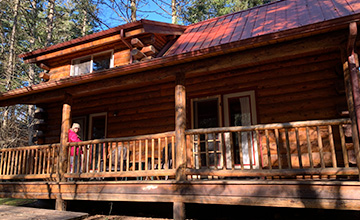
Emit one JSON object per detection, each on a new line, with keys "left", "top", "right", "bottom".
{"left": 98, "top": 1, "right": 173, "bottom": 29}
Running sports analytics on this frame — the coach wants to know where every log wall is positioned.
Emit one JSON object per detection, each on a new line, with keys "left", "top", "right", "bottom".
{"left": 40, "top": 45, "right": 347, "bottom": 145}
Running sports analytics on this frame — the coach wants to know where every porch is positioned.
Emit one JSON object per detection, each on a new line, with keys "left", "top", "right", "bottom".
{"left": 0, "top": 118, "right": 358, "bottom": 181}
{"left": 0, "top": 118, "right": 360, "bottom": 215}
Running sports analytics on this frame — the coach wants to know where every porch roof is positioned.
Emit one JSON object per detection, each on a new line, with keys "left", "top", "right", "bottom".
{"left": 0, "top": 0, "right": 360, "bottom": 107}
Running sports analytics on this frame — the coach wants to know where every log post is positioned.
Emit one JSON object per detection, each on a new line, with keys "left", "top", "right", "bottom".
{"left": 342, "top": 22, "right": 360, "bottom": 180}
{"left": 58, "top": 93, "right": 72, "bottom": 182}
{"left": 175, "top": 72, "right": 186, "bottom": 181}
{"left": 55, "top": 93, "right": 72, "bottom": 210}
{"left": 173, "top": 201, "right": 186, "bottom": 220}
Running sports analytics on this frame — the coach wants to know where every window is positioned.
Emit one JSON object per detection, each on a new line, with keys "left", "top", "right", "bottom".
{"left": 191, "top": 91, "right": 258, "bottom": 169}
{"left": 88, "top": 112, "right": 107, "bottom": 140}
{"left": 71, "top": 50, "right": 114, "bottom": 76}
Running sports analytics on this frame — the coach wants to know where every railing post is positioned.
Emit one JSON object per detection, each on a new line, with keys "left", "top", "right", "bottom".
{"left": 342, "top": 22, "right": 360, "bottom": 180}
{"left": 175, "top": 72, "right": 186, "bottom": 181}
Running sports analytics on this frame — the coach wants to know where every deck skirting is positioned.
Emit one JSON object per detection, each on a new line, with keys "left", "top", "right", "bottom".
{"left": 0, "top": 180, "right": 360, "bottom": 210}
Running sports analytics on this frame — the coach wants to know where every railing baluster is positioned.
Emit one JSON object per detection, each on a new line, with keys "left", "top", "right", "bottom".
{"left": 92, "top": 144, "right": 96, "bottom": 172}
{"left": 8, "top": 151, "right": 13, "bottom": 175}
{"left": 328, "top": 125, "right": 337, "bottom": 168}
{"left": 229, "top": 132, "right": 234, "bottom": 170}
{"left": 171, "top": 136, "right": 175, "bottom": 169}
{"left": 265, "top": 129, "right": 272, "bottom": 170}
{"left": 158, "top": 138, "right": 161, "bottom": 170}
{"left": 316, "top": 126, "right": 326, "bottom": 168}
{"left": 120, "top": 142, "right": 124, "bottom": 172}
{"left": 285, "top": 129, "right": 292, "bottom": 169}
{"left": 295, "top": 128, "right": 303, "bottom": 169}
{"left": 339, "top": 125, "right": 349, "bottom": 168}
{"left": 248, "top": 132, "right": 253, "bottom": 170}
{"left": 256, "top": 130, "right": 262, "bottom": 170}
{"left": 115, "top": 142, "right": 119, "bottom": 172}
{"left": 306, "top": 127, "right": 314, "bottom": 168}
{"left": 132, "top": 141, "right": 136, "bottom": 171}
{"left": 205, "top": 133, "right": 210, "bottom": 168}
{"left": 47, "top": 148, "right": 51, "bottom": 174}
{"left": 0, "top": 151, "right": 4, "bottom": 175}
{"left": 42, "top": 149, "right": 47, "bottom": 174}
{"left": 237, "top": 131, "right": 244, "bottom": 170}
{"left": 213, "top": 133, "right": 218, "bottom": 170}
{"left": 139, "top": 140, "right": 142, "bottom": 171}
{"left": 145, "top": 140, "right": 148, "bottom": 171}
{"left": 165, "top": 137, "right": 169, "bottom": 170}
{"left": 151, "top": 139, "right": 155, "bottom": 170}
{"left": 197, "top": 134, "right": 201, "bottom": 169}
{"left": 275, "top": 129, "right": 281, "bottom": 169}
{"left": 126, "top": 142, "right": 130, "bottom": 171}
{"left": 220, "top": 132, "right": 226, "bottom": 170}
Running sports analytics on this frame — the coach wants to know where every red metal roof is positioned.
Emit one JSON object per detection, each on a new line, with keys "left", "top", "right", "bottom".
{"left": 165, "top": 0, "right": 360, "bottom": 56}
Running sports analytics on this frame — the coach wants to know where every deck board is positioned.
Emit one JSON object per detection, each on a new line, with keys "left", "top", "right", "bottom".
{"left": 0, "top": 205, "right": 88, "bottom": 220}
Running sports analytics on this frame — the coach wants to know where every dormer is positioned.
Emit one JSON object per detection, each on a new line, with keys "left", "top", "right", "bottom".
{"left": 19, "top": 20, "right": 186, "bottom": 81}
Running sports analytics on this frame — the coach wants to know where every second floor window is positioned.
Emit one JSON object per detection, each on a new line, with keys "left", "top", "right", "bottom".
{"left": 71, "top": 50, "right": 114, "bottom": 76}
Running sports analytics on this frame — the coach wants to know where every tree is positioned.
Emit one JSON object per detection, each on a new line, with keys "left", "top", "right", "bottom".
{"left": 0, "top": 0, "right": 101, "bottom": 148}
{"left": 178, "top": 0, "right": 270, "bottom": 24}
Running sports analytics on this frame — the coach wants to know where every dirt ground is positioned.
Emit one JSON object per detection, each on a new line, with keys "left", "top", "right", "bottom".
{"left": 83, "top": 215, "right": 170, "bottom": 220}
{"left": 3, "top": 199, "right": 360, "bottom": 220}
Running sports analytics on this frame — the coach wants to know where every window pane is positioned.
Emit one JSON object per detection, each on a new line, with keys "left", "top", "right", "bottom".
{"left": 93, "top": 52, "right": 111, "bottom": 71}
{"left": 74, "top": 56, "right": 91, "bottom": 75}
{"left": 194, "top": 98, "right": 219, "bottom": 129}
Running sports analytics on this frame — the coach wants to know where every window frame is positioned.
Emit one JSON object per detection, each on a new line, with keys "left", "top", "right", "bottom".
{"left": 70, "top": 50, "right": 114, "bottom": 76}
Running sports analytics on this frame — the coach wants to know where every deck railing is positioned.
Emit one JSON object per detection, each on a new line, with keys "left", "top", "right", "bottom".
{"left": 185, "top": 118, "right": 358, "bottom": 179}
{"left": 0, "top": 143, "right": 59, "bottom": 180}
{"left": 0, "top": 119, "right": 357, "bottom": 181}
{"left": 65, "top": 131, "right": 176, "bottom": 179}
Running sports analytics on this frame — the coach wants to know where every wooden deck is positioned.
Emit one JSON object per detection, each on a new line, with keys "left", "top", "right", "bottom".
{"left": 0, "top": 205, "right": 88, "bottom": 220}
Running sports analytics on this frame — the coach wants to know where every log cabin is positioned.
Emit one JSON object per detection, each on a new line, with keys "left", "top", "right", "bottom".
{"left": 0, "top": 0, "right": 360, "bottom": 219}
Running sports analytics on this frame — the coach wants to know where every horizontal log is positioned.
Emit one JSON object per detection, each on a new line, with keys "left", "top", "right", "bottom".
{"left": 141, "top": 45, "right": 156, "bottom": 56}
{"left": 67, "top": 131, "right": 175, "bottom": 146}
{"left": 0, "top": 174, "right": 54, "bottom": 180}
{"left": 185, "top": 167, "right": 359, "bottom": 177}
{"left": 64, "top": 169, "right": 176, "bottom": 178}
{"left": 185, "top": 118, "right": 351, "bottom": 135}
{"left": 131, "top": 38, "right": 144, "bottom": 48}
{"left": 131, "top": 48, "right": 146, "bottom": 60}
{"left": 39, "top": 72, "right": 50, "bottom": 80}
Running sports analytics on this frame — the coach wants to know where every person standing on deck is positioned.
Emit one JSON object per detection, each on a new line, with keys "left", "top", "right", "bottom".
{"left": 68, "top": 123, "right": 82, "bottom": 173}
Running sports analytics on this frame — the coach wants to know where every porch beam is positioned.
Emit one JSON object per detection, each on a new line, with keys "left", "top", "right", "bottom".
{"left": 342, "top": 22, "right": 360, "bottom": 180}
{"left": 175, "top": 72, "right": 186, "bottom": 181}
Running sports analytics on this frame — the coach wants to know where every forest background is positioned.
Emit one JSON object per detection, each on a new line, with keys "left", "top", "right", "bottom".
{"left": 0, "top": 0, "right": 272, "bottom": 148}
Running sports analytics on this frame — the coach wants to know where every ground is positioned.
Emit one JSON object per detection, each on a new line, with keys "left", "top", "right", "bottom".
{"left": 1, "top": 198, "right": 360, "bottom": 219}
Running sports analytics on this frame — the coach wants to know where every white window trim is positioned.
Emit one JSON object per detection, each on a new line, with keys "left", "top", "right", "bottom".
{"left": 71, "top": 50, "right": 114, "bottom": 76}
{"left": 88, "top": 112, "right": 108, "bottom": 140}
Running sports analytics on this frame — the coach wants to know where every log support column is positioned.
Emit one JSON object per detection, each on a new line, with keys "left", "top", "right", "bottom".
{"left": 56, "top": 93, "right": 72, "bottom": 210}
{"left": 173, "top": 201, "right": 186, "bottom": 220}
{"left": 342, "top": 22, "right": 360, "bottom": 180}
{"left": 175, "top": 72, "right": 186, "bottom": 181}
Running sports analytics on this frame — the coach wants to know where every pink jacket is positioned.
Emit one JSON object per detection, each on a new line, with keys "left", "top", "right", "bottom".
{"left": 68, "top": 129, "right": 81, "bottom": 156}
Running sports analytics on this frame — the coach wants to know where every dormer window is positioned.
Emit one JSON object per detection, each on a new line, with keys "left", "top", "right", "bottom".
{"left": 71, "top": 50, "right": 114, "bottom": 76}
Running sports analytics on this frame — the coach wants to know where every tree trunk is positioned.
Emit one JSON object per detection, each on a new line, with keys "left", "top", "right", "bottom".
{"left": 82, "top": 8, "right": 88, "bottom": 36}
{"left": 171, "top": 0, "right": 177, "bottom": 24}
{"left": 130, "top": 0, "right": 136, "bottom": 22}
{"left": 3, "top": 0, "right": 21, "bottom": 129}
{"left": 46, "top": 0, "right": 55, "bottom": 46}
